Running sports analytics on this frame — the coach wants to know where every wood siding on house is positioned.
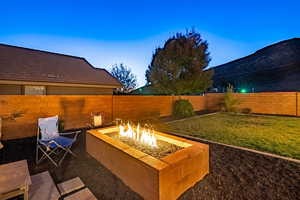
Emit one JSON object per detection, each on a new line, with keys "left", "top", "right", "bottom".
{"left": 0, "top": 84, "right": 113, "bottom": 95}
{"left": 0, "top": 84, "right": 22, "bottom": 95}
{"left": 46, "top": 86, "right": 113, "bottom": 95}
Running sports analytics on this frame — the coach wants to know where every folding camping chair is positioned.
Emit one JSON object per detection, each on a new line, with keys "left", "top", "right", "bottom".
{"left": 36, "top": 116, "right": 81, "bottom": 167}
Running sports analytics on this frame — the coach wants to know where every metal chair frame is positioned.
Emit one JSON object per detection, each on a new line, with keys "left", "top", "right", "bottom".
{"left": 36, "top": 117, "right": 80, "bottom": 167}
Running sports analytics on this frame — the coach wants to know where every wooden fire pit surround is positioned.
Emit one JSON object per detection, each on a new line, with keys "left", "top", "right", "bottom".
{"left": 86, "top": 127, "right": 209, "bottom": 200}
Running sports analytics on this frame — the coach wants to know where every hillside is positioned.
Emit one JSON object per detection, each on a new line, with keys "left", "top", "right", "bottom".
{"left": 212, "top": 38, "right": 300, "bottom": 92}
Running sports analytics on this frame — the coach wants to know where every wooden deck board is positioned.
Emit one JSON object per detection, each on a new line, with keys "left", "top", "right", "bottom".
{"left": 29, "top": 171, "right": 60, "bottom": 200}
{"left": 57, "top": 177, "right": 85, "bottom": 195}
{"left": 64, "top": 188, "right": 97, "bottom": 200}
{"left": 0, "top": 160, "right": 31, "bottom": 194}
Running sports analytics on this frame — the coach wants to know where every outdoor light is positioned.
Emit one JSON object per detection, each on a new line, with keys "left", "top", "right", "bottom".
{"left": 92, "top": 113, "right": 102, "bottom": 127}
{"left": 240, "top": 88, "right": 247, "bottom": 93}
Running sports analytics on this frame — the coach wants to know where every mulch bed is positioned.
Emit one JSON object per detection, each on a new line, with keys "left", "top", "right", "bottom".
{"left": 1, "top": 131, "right": 299, "bottom": 200}
{"left": 180, "top": 142, "right": 300, "bottom": 200}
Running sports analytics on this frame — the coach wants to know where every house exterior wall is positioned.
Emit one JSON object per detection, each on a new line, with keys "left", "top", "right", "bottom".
{"left": 0, "top": 84, "right": 22, "bottom": 95}
{"left": 0, "top": 84, "right": 113, "bottom": 95}
{"left": 46, "top": 86, "right": 113, "bottom": 95}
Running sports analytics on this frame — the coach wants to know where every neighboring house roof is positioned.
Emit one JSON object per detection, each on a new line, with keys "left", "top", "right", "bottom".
{"left": 0, "top": 43, "right": 122, "bottom": 88}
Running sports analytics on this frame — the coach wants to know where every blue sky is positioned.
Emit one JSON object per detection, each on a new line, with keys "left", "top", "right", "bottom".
{"left": 0, "top": 1, "right": 299, "bottom": 86}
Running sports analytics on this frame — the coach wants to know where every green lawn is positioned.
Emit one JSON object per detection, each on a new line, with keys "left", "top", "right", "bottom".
{"left": 160, "top": 113, "right": 300, "bottom": 160}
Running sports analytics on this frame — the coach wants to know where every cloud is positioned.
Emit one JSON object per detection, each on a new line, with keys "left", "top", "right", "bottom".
{"left": 0, "top": 32, "right": 252, "bottom": 86}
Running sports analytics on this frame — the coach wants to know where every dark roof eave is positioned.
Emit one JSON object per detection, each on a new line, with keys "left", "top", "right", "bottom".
{"left": 0, "top": 78, "right": 122, "bottom": 88}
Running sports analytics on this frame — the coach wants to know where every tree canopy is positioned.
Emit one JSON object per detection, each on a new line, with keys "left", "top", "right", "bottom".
{"left": 145, "top": 30, "right": 213, "bottom": 95}
{"left": 110, "top": 63, "right": 137, "bottom": 93}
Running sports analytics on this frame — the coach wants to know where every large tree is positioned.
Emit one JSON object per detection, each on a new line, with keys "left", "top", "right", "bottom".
{"left": 145, "top": 30, "right": 213, "bottom": 95}
{"left": 110, "top": 63, "right": 137, "bottom": 93}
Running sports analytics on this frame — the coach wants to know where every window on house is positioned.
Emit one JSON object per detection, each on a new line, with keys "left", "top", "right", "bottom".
{"left": 24, "top": 86, "right": 46, "bottom": 95}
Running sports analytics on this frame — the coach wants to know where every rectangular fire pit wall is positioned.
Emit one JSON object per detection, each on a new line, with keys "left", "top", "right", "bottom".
{"left": 86, "top": 126, "right": 209, "bottom": 200}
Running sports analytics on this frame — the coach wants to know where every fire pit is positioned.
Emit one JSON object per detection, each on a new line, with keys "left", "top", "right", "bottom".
{"left": 86, "top": 124, "right": 209, "bottom": 200}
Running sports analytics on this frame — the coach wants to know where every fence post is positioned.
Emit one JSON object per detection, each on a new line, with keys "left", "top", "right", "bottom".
{"left": 297, "top": 92, "right": 299, "bottom": 117}
{"left": 171, "top": 96, "right": 175, "bottom": 116}
{"left": 111, "top": 95, "right": 114, "bottom": 122}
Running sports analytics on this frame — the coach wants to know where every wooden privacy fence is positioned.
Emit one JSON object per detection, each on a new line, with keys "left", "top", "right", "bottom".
{"left": 0, "top": 92, "right": 299, "bottom": 140}
{"left": 0, "top": 95, "right": 205, "bottom": 140}
{"left": 205, "top": 92, "right": 300, "bottom": 116}
{"left": 0, "top": 95, "right": 113, "bottom": 140}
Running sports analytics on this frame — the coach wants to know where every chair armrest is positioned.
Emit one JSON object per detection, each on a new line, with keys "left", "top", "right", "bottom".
{"left": 59, "top": 130, "right": 81, "bottom": 136}
{"left": 59, "top": 130, "right": 81, "bottom": 142}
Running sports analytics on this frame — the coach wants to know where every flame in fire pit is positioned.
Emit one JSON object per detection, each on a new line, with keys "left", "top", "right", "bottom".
{"left": 119, "top": 123, "right": 158, "bottom": 148}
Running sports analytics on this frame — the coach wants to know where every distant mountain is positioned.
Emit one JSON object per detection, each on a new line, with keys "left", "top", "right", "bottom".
{"left": 211, "top": 38, "right": 300, "bottom": 92}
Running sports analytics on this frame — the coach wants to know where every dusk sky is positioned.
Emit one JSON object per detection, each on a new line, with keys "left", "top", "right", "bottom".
{"left": 1, "top": 1, "right": 299, "bottom": 86}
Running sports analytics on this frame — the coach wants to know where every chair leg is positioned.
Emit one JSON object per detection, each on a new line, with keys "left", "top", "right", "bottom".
{"left": 36, "top": 141, "right": 78, "bottom": 167}
{"left": 42, "top": 151, "right": 59, "bottom": 167}
{"left": 58, "top": 150, "right": 69, "bottom": 166}
{"left": 57, "top": 147, "right": 77, "bottom": 166}
{"left": 36, "top": 146, "right": 59, "bottom": 167}
{"left": 35, "top": 145, "right": 39, "bottom": 164}
{"left": 67, "top": 148, "right": 77, "bottom": 157}
{"left": 24, "top": 184, "right": 29, "bottom": 200}
{"left": 36, "top": 146, "right": 48, "bottom": 164}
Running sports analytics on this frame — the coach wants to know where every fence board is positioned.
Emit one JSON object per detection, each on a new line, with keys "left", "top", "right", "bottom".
{"left": 234, "top": 92, "right": 297, "bottom": 116}
{"left": 174, "top": 96, "right": 206, "bottom": 111}
{"left": 0, "top": 95, "right": 113, "bottom": 140}
{"left": 297, "top": 93, "right": 300, "bottom": 117}
{"left": 205, "top": 93, "right": 223, "bottom": 111}
{"left": 113, "top": 95, "right": 173, "bottom": 120}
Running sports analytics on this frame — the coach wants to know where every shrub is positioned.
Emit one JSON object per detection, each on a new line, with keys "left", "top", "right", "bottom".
{"left": 223, "top": 85, "right": 240, "bottom": 112}
{"left": 173, "top": 99, "right": 195, "bottom": 118}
